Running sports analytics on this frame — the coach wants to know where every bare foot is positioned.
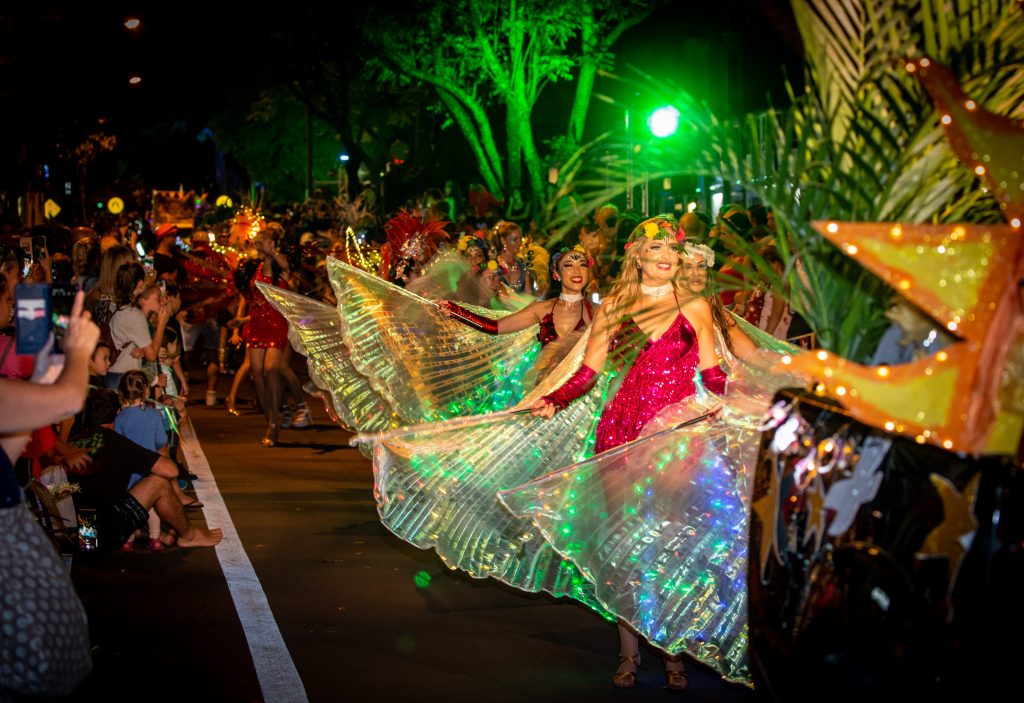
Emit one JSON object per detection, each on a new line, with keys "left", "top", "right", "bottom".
{"left": 177, "top": 527, "right": 224, "bottom": 548}
{"left": 158, "top": 531, "right": 177, "bottom": 547}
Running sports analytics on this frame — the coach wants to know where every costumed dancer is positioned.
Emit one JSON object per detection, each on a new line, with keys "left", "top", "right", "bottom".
{"left": 257, "top": 257, "right": 543, "bottom": 437}
{"left": 498, "top": 230, "right": 802, "bottom": 688}
{"left": 247, "top": 225, "right": 310, "bottom": 446}
{"left": 440, "top": 243, "right": 597, "bottom": 387}
{"left": 520, "top": 215, "right": 726, "bottom": 690}
{"left": 378, "top": 209, "right": 449, "bottom": 287}
{"left": 488, "top": 221, "right": 533, "bottom": 294}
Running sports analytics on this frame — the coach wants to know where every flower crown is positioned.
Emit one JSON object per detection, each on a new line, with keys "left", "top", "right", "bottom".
{"left": 682, "top": 242, "right": 715, "bottom": 268}
{"left": 624, "top": 217, "right": 686, "bottom": 250}
{"left": 457, "top": 233, "right": 488, "bottom": 253}
{"left": 550, "top": 243, "right": 594, "bottom": 274}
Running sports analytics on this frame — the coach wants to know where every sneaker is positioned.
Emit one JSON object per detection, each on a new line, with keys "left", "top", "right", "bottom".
{"left": 205, "top": 390, "right": 217, "bottom": 407}
{"left": 291, "top": 403, "right": 312, "bottom": 429}
{"left": 280, "top": 404, "right": 293, "bottom": 429}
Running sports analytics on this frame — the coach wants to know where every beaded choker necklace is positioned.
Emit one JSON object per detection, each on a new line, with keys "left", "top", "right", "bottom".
{"left": 640, "top": 282, "right": 673, "bottom": 299}
{"left": 559, "top": 292, "right": 583, "bottom": 304}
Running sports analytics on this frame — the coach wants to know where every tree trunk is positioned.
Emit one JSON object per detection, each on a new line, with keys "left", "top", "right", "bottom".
{"left": 505, "top": 103, "right": 523, "bottom": 205}
{"left": 567, "top": 13, "right": 598, "bottom": 147}
{"left": 440, "top": 90, "right": 505, "bottom": 199}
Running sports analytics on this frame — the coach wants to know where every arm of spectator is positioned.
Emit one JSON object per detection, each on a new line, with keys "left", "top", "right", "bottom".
{"left": 0, "top": 292, "right": 98, "bottom": 435}
{"left": 138, "top": 303, "right": 170, "bottom": 362}
{"left": 52, "top": 435, "right": 92, "bottom": 473}
{"left": 172, "top": 358, "right": 189, "bottom": 396}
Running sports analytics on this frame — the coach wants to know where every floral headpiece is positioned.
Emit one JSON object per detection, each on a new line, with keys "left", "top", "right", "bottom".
{"left": 456, "top": 232, "right": 489, "bottom": 255}
{"left": 549, "top": 243, "right": 594, "bottom": 274}
{"left": 682, "top": 242, "right": 715, "bottom": 268}
{"left": 623, "top": 215, "right": 686, "bottom": 250}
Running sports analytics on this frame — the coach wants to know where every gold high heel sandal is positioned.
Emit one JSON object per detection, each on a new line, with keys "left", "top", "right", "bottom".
{"left": 226, "top": 398, "right": 240, "bottom": 416}
{"left": 612, "top": 653, "right": 640, "bottom": 688}
{"left": 261, "top": 423, "right": 280, "bottom": 447}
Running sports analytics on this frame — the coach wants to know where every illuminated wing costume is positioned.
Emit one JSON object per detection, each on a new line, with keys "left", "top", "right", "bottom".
{"left": 261, "top": 258, "right": 609, "bottom": 606}
{"left": 258, "top": 257, "right": 540, "bottom": 436}
{"left": 497, "top": 351, "right": 805, "bottom": 686}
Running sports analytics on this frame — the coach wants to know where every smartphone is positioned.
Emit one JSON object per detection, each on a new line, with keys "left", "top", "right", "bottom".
{"left": 49, "top": 282, "right": 78, "bottom": 354}
{"left": 31, "top": 236, "right": 47, "bottom": 263}
{"left": 14, "top": 282, "right": 76, "bottom": 356}
{"left": 19, "top": 237, "right": 33, "bottom": 277}
{"left": 14, "top": 283, "right": 50, "bottom": 355}
{"left": 142, "top": 254, "right": 154, "bottom": 278}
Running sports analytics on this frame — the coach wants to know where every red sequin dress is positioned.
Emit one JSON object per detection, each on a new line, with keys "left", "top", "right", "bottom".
{"left": 594, "top": 312, "right": 699, "bottom": 453}
{"left": 246, "top": 266, "right": 290, "bottom": 349}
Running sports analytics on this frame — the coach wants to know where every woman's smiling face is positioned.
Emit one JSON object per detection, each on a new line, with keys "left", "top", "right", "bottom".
{"left": 637, "top": 238, "right": 681, "bottom": 285}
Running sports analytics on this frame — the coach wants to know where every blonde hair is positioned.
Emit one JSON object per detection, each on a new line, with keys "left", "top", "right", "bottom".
{"left": 487, "top": 220, "right": 522, "bottom": 254}
{"left": 95, "top": 244, "right": 133, "bottom": 299}
{"left": 602, "top": 215, "right": 689, "bottom": 324}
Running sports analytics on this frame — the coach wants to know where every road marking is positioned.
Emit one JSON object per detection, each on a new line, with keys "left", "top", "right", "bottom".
{"left": 179, "top": 416, "right": 309, "bottom": 703}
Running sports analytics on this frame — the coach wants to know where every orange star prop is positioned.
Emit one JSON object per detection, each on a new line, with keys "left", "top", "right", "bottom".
{"left": 786, "top": 59, "right": 1024, "bottom": 456}
{"left": 787, "top": 220, "right": 1022, "bottom": 454}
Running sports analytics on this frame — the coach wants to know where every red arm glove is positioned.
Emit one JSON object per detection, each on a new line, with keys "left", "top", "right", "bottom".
{"left": 700, "top": 365, "right": 727, "bottom": 395}
{"left": 541, "top": 365, "right": 598, "bottom": 411}
{"left": 442, "top": 301, "right": 499, "bottom": 335}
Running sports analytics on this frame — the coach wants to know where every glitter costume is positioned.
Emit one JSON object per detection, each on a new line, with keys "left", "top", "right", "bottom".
{"left": 497, "top": 256, "right": 528, "bottom": 293}
{"left": 594, "top": 310, "right": 700, "bottom": 453}
{"left": 246, "top": 266, "right": 290, "bottom": 349}
{"left": 536, "top": 298, "right": 592, "bottom": 346}
{"left": 499, "top": 341, "right": 802, "bottom": 687}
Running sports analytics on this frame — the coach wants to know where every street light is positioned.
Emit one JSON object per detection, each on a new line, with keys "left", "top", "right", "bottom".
{"left": 647, "top": 106, "right": 680, "bottom": 139}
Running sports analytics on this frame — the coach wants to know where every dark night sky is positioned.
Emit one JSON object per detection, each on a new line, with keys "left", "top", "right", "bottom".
{"left": 0, "top": 1, "right": 803, "bottom": 206}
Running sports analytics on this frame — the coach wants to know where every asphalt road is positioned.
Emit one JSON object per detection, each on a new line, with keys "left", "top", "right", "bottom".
{"left": 66, "top": 376, "right": 756, "bottom": 703}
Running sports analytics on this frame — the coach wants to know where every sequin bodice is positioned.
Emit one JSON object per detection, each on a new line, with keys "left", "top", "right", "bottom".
{"left": 594, "top": 313, "right": 699, "bottom": 453}
{"left": 537, "top": 298, "right": 592, "bottom": 346}
{"left": 247, "top": 267, "right": 290, "bottom": 349}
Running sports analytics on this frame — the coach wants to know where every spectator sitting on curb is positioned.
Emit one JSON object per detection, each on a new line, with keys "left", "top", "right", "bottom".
{"left": 69, "top": 388, "right": 221, "bottom": 550}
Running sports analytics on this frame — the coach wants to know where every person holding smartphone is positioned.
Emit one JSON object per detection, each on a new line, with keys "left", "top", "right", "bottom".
{"left": 106, "top": 264, "right": 169, "bottom": 389}
{"left": 0, "top": 289, "right": 96, "bottom": 699}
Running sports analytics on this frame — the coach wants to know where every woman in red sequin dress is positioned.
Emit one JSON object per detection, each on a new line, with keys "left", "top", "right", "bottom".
{"left": 247, "top": 225, "right": 292, "bottom": 446}
{"left": 530, "top": 215, "right": 727, "bottom": 691}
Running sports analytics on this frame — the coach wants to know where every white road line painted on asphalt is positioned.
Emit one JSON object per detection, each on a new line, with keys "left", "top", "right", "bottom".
{"left": 179, "top": 416, "right": 309, "bottom": 703}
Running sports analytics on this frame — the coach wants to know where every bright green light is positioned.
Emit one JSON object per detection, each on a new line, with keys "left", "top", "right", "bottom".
{"left": 647, "top": 106, "right": 680, "bottom": 138}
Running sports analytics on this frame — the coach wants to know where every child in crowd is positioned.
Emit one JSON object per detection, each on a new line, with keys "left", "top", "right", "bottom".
{"left": 89, "top": 342, "right": 111, "bottom": 388}
{"left": 64, "top": 341, "right": 113, "bottom": 437}
{"left": 115, "top": 370, "right": 170, "bottom": 551}
{"left": 154, "top": 329, "right": 188, "bottom": 480}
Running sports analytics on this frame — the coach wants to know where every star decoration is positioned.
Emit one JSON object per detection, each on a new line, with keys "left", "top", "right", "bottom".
{"left": 802, "top": 474, "right": 827, "bottom": 553}
{"left": 786, "top": 58, "right": 1024, "bottom": 455}
{"left": 907, "top": 58, "right": 1024, "bottom": 225}
{"left": 752, "top": 452, "right": 784, "bottom": 583}
{"left": 914, "top": 472, "right": 981, "bottom": 597}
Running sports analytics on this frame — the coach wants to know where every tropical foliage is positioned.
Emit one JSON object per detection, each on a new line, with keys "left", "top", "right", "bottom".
{"left": 365, "top": 0, "right": 658, "bottom": 216}
{"left": 646, "top": 0, "right": 1024, "bottom": 361}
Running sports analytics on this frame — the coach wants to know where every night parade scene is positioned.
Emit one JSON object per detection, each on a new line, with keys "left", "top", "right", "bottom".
{"left": 0, "top": 1, "right": 1022, "bottom": 701}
